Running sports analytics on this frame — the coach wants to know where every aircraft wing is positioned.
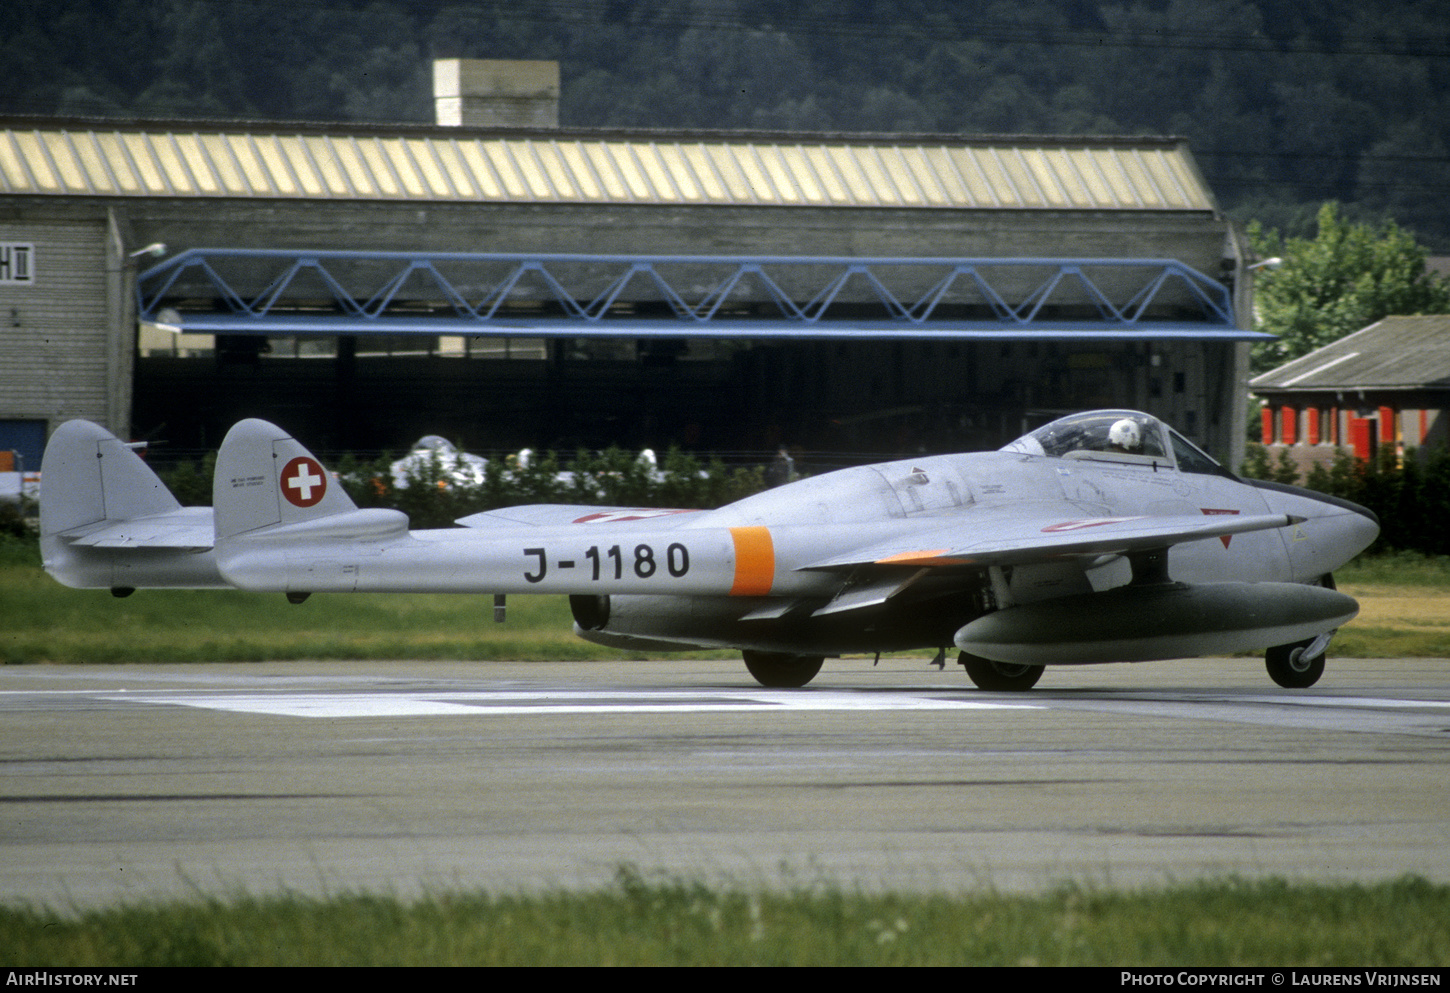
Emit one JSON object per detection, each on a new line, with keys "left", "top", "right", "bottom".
{"left": 800, "top": 510, "right": 1299, "bottom": 571}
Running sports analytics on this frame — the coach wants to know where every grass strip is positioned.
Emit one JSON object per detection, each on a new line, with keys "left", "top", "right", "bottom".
{"left": 2, "top": 872, "right": 1445, "bottom": 966}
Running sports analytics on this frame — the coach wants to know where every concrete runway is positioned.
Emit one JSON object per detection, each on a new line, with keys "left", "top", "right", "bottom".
{"left": 2, "top": 655, "right": 1448, "bottom": 909}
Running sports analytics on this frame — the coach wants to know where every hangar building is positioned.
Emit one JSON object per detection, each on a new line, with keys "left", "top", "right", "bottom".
{"left": 0, "top": 59, "right": 1260, "bottom": 470}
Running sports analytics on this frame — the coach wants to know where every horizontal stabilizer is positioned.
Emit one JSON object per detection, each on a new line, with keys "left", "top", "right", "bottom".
{"left": 239, "top": 507, "right": 408, "bottom": 542}
{"left": 63, "top": 506, "right": 215, "bottom": 549}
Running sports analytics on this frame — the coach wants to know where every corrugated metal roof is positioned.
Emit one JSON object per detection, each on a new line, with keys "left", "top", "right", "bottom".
{"left": 1250, "top": 315, "right": 1450, "bottom": 391}
{"left": 0, "top": 123, "right": 1215, "bottom": 211}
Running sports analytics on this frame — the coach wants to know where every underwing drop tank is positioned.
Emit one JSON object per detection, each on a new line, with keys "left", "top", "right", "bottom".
{"left": 954, "top": 581, "right": 1359, "bottom": 665}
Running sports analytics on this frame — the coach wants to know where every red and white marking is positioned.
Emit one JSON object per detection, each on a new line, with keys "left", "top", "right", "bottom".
{"left": 280, "top": 456, "right": 327, "bottom": 507}
{"left": 1041, "top": 516, "right": 1144, "bottom": 533}
{"left": 572, "top": 509, "right": 698, "bottom": 524}
{"left": 1201, "top": 508, "right": 1241, "bottom": 547}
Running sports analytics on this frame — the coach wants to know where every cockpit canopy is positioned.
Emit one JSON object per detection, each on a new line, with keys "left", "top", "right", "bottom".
{"left": 1000, "top": 410, "right": 1232, "bottom": 477}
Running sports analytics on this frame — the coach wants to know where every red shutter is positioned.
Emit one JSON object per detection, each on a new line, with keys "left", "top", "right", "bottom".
{"left": 1379, "top": 407, "right": 1396, "bottom": 443}
{"left": 1349, "top": 418, "right": 1372, "bottom": 460}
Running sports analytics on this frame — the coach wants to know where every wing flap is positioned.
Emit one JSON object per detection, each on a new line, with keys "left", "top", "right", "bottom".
{"left": 813, "top": 569, "right": 929, "bottom": 616}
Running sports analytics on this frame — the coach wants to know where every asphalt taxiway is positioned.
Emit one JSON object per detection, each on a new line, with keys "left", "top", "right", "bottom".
{"left": 2, "top": 656, "right": 1447, "bottom": 908}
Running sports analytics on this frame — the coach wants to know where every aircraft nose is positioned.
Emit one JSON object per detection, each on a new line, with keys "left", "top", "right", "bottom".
{"left": 1249, "top": 478, "right": 1378, "bottom": 529}
{"left": 1313, "top": 490, "right": 1379, "bottom": 533}
{"left": 1346, "top": 498, "right": 1381, "bottom": 547}
{"left": 1309, "top": 492, "right": 1381, "bottom": 563}
{"left": 1348, "top": 497, "right": 1380, "bottom": 530}
{"left": 1247, "top": 478, "right": 1381, "bottom": 562}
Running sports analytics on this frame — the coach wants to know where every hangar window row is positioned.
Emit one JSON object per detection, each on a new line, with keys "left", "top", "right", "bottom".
{"left": 140, "top": 330, "right": 746, "bottom": 364}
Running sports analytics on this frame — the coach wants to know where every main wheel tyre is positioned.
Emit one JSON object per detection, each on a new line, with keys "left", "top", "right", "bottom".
{"left": 1265, "top": 639, "right": 1326, "bottom": 688}
{"left": 742, "top": 650, "right": 825, "bottom": 688}
{"left": 959, "top": 651, "right": 1044, "bottom": 691}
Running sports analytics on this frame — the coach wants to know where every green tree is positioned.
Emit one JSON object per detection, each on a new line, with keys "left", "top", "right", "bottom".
{"left": 1250, "top": 202, "right": 1450, "bottom": 372}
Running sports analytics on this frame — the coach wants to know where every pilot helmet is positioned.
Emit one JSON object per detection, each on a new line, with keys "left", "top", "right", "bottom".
{"left": 1108, "top": 418, "right": 1142, "bottom": 451}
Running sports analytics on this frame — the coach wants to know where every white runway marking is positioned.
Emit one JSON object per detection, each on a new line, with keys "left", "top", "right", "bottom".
{"left": 10, "top": 675, "right": 1441, "bottom": 733}
{"left": 1228, "top": 694, "right": 1450, "bottom": 710}
{"left": 106, "top": 688, "right": 1043, "bottom": 719}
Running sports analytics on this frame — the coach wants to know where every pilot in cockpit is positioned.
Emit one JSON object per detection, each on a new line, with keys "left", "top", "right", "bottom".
{"left": 1107, "top": 417, "right": 1143, "bottom": 454}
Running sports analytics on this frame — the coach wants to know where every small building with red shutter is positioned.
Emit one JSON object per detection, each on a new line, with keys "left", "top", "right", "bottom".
{"left": 1249, "top": 314, "right": 1450, "bottom": 473}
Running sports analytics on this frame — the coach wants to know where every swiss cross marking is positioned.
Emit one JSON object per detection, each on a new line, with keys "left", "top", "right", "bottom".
{"left": 281, "top": 456, "right": 327, "bottom": 507}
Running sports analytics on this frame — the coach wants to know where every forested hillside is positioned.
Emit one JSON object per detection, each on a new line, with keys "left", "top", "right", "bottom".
{"left": 5, "top": 0, "right": 1448, "bottom": 247}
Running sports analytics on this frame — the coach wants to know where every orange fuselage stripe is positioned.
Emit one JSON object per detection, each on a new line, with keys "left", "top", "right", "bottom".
{"left": 729, "top": 526, "right": 775, "bottom": 596}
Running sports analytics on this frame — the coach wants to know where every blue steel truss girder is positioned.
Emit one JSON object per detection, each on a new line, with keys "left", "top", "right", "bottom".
{"left": 362, "top": 260, "right": 476, "bottom": 320}
{"left": 479, "top": 261, "right": 585, "bottom": 321}
{"left": 909, "top": 268, "right": 1017, "bottom": 323}
{"left": 136, "top": 248, "right": 1258, "bottom": 340}
{"left": 585, "top": 263, "right": 696, "bottom": 321}
{"left": 690, "top": 264, "right": 802, "bottom": 322}
{"left": 1017, "top": 265, "right": 1121, "bottom": 325}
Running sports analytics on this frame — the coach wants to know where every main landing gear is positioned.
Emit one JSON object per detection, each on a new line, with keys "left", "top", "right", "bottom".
{"left": 958, "top": 651, "right": 1044, "bottom": 691}
{"left": 742, "top": 650, "right": 825, "bottom": 688}
{"left": 1265, "top": 577, "right": 1337, "bottom": 688}
{"left": 741, "top": 642, "right": 1331, "bottom": 690}
{"left": 1265, "top": 635, "right": 1329, "bottom": 688}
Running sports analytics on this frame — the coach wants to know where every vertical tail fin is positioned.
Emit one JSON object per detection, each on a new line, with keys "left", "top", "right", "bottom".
{"left": 213, "top": 419, "right": 361, "bottom": 540}
{"left": 213, "top": 419, "right": 408, "bottom": 593}
{"left": 39, "top": 420, "right": 221, "bottom": 590}
{"left": 40, "top": 420, "right": 181, "bottom": 537}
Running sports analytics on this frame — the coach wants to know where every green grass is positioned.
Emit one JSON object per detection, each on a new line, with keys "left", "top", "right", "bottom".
{"left": 6, "top": 577, "right": 612, "bottom": 664}
{"left": 2, "top": 534, "right": 715, "bottom": 664}
{"left": 2, "top": 872, "right": 1445, "bottom": 966}
{"left": 1334, "top": 628, "right": 1450, "bottom": 658}
{"left": 1337, "top": 549, "right": 1450, "bottom": 588}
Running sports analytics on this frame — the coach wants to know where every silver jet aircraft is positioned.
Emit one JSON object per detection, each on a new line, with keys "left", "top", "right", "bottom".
{"left": 39, "top": 410, "right": 1378, "bottom": 690}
